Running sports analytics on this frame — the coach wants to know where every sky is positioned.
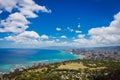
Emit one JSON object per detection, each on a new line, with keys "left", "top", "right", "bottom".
{"left": 0, "top": 0, "right": 120, "bottom": 48}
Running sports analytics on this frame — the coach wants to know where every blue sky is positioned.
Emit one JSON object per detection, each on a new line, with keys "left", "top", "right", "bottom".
{"left": 0, "top": 0, "right": 120, "bottom": 48}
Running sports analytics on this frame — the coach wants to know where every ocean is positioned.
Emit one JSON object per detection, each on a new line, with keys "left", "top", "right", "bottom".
{"left": 0, "top": 49, "right": 83, "bottom": 72}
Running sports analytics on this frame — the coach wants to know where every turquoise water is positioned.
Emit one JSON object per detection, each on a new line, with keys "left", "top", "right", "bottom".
{"left": 0, "top": 49, "right": 83, "bottom": 72}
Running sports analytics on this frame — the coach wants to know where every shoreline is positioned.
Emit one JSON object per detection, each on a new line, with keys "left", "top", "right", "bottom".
{"left": 0, "top": 49, "right": 83, "bottom": 74}
{"left": 70, "top": 51, "right": 85, "bottom": 59}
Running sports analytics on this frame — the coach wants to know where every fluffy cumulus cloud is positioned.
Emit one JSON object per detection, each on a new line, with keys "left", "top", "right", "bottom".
{"left": 78, "top": 23, "right": 80, "bottom": 28}
{"left": 0, "top": 0, "right": 51, "bottom": 33}
{"left": 88, "top": 12, "right": 120, "bottom": 45}
{"left": 0, "top": 12, "right": 29, "bottom": 33}
{"left": 1, "top": 30, "right": 54, "bottom": 48}
{"left": 4, "top": 31, "right": 40, "bottom": 43}
{"left": 0, "top": 0, "right": 51, "bottom": 13}
{"left": 0, "top": 0, "right": 17, "bottom": 12}
{"left": 0, "top": 0, "right": 52, "bottom": 47}
{"left": 0, "top": 10, "right": 2, "bottom": 14}
{"left": 75, "top": 30, "right": 82, "bottom": 34}
{"left": 40, "top": 35, "right": 49, "bottom": 39}
{"left": 18, "top": 0, "right": 51, "bottom": 18}
{"left": 72, "top": 34, "right": 90, "bottom": 46}
{"left": 61, "top": 35, "right": 67, "bottom": 39}
{"left": 72, "top": 12, "right": 120, "bottom": 47}
{"left": 56, "top": 27, "right": 61, "bottom": 31}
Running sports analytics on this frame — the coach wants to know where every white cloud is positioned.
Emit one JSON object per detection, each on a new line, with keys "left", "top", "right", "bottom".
{"left": 69, "top": 12, "right": 120, "bottom": 47}
{"left": 0, "top": 12, "right": 29, "bottom": 33}
{"left": 2, "top": 31, "right": 57, "bottom": 47}
{"left": 0, "top": 0, "right": 18, "bottom": 12}
{"left": 75, "top": 30, "right": 82, "bottom": 33}
{"left": 0, "top": 0, "right": 51, "bottom": 13}
{"left": 40, "top": 35, "right": 49, "bottom": 39}
{"left": 78, "top": 23, "right": 80, "bottom": 28}
{"left": 77, "top": 34, "right": 85, "bottom": 38}
{"left": 18, "top": 0, "right": 51, "bottom": 18}
{"left": 0, "top": 0, "right": 51, "bottom": 33}
{"left": 18, "top": 31, "right": 40, "bottom": 38}
{"left": 61, "top": 35, "right": 67, "bottom": 39}
{"left": 0, "top": 0, "right": 53, "bottom": 48}
{"left": 88, "top": 12, "right": 120, "bottom": 45}
{"left": 56, "top": 27, "right": 61, "bottom": 31}
{"left": 73, "top": 38, "right": 89, "bottom": 46}
{"left": 71, "top": 34, "right": 91, "bottom": 47}
{"left": 4, "top": 31, "right": 40, "bottom": 43}
{"left": 0, "top": 10, "right": 2, "bottom": 14}
{"left": 67, "top": 27, "right": 74, "bottom": 32}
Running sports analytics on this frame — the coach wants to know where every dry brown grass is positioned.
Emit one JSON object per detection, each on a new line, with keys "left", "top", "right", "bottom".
{"left": 57, "top": 62, "right": 107, "bottom": 71}
{"left": 89, "top": 67, "right": 107, "bottom": 70}
{"left": 58, "top": 62, "right": 88, "bottom": 70}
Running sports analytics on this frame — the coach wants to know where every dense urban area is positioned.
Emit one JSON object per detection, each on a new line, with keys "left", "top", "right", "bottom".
{"left": 72, "top": 46, "right": 120, "bottom": 61}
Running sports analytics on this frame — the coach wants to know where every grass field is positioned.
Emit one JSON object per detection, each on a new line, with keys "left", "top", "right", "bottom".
{"left": 58, "top": 62, "right": 107, "bottom": 71}
{"left": 58, "top": 62, "right": 87, "bottom": 70}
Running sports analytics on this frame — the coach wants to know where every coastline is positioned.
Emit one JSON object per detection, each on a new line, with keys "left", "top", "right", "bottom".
{"left": 69, "top": 51, "right": 85, "bottom": 59}
{"left": 0, "top": 49, "right": 83, "bottom": 74}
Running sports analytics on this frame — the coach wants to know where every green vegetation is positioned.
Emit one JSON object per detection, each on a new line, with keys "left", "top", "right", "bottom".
{"left": 3, "top": 59, "right": 120, "bottom": 80}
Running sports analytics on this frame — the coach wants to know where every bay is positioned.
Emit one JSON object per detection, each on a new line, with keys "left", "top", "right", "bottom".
{"left": 0, "top": 49, "right": 83, "bottom": 72}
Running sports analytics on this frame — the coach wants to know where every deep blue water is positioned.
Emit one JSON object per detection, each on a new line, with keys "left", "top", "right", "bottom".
{"left": 0, "top": 49, "right": 83, "bottom": 72}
